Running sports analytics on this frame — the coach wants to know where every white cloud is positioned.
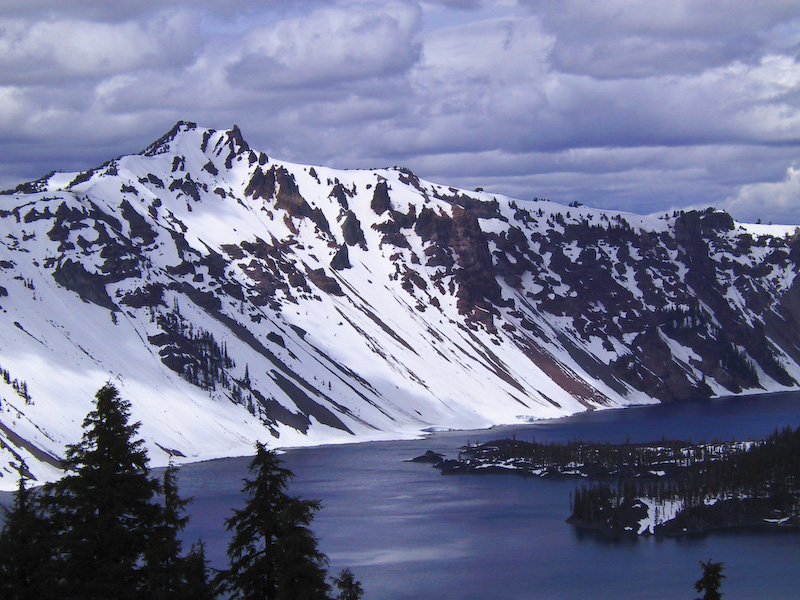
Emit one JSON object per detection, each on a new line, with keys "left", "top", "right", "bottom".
{"left": 0, "top": 10, "right": 200, "bottom": 84}
{"left": 525, "top": 0, "right": 800, "bottom": 39}
{"left": 0, "top": 87, "right": 26, "bottom": 128}
{"left": 520, "top": 0, "right": 800, "bottom": 78}
{"left": 720, "top": 164, "right": 800, "bottom": 225}
{"left": 0, "top": 0, "right": 799, "bottom": 225}
{"left": 227, "top": 2, "right": 422, "bottom": 89}
{"left": 419, "top": 16, "right": 553, "bottom": 84}
{"left": 0, "top": 1, "right": 324, "bottom": 22}
{"left": 394, "top": 25, "right": 800, "bottom": 159}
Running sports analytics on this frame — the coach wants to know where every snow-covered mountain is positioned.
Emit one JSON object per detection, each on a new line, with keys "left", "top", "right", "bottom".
{"left": 0, "top": 121, "right": 798, "bottom": 488}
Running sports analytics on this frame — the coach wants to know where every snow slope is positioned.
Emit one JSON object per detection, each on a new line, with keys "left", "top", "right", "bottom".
{"left": 0, "top": 122, "right": 797, "bottom": 489}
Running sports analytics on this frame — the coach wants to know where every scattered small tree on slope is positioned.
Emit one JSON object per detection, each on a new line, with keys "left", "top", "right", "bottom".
{"left": 219, "top": 442, "right": 331, "bottom": 600}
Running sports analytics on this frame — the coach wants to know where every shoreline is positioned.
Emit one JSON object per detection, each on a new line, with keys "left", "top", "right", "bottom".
{"left": 160, "top": 387, "right": 800, "bottom": 472}
{"left": 5, "top": 387, "right": 799, "bottom": 493}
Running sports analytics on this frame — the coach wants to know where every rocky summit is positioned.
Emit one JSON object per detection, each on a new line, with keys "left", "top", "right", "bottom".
{"left": 0, "top": 121, "right": 798, "bottom": 487}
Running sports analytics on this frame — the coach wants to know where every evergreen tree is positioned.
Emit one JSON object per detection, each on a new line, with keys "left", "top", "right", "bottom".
{"left": 44, "top": 383, "right": 160, "bottom": 600}
{"left": 333, "top": 568, "right": 364, "bottom": 600}
{"left": 0, "top": 466, "right": 53, "bottom": 600}
{"left": 183, "top": 540, "right": 218, "bottom": 600}
{"left": 695, "top": 559, "right": 725, "bottom": 600}
{"left": 143, "top": 463, "right": 192, "bottom": 599}
{"left": 219, "top": 442, "right": 331, "bottom": 600}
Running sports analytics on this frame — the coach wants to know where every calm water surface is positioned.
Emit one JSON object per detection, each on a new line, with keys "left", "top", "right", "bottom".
{"left": 177, "top": 392, "right": 800, "bottom": 599}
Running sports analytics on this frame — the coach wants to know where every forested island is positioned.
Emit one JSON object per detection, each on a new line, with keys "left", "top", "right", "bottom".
{"left": 410, "top": 427, "right": 800, "bottom": 537}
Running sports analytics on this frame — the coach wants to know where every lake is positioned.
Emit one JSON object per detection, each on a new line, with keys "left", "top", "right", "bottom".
{"left": 176, "top": 391, "right": 800, "bottom": 599}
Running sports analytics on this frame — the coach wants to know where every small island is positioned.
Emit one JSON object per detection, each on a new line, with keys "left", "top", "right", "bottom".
{"left": 410, "top": 426, "right": 800, "bottom": 537}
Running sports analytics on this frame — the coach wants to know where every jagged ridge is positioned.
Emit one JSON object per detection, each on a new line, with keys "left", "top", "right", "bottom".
{"left": 0, "top": 121, "right": 798, "bottom": 488}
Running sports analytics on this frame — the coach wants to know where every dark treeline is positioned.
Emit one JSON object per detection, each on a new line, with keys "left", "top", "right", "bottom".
{"left": 570, "top": 427, "right": 800, "bottom": 535}
{"left": 457, "top": 436, "right": 703, "bottom": 477}
{"left": 0, "top": 384, "right": 363, "bottom": 600}
{"left": 459, "top": 429, "right": 800, "bottom": 492}
{"left": 450, "top": 428, "right": 800, "bottom": 535}
{"left": 149, "top": 308, "right": 235, "bottom": 392}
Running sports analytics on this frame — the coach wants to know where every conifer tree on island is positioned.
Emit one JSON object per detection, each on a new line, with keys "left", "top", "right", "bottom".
{"left": 219, "top": 442, "right": 332, "bottom": 600}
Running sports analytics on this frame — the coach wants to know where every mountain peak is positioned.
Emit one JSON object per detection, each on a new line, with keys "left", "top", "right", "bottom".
{"left": 228, "top": 123, "right": 249, "bottom": 154}
{"left": 0, "top": 122, "right": 798, "bottom": 489}
{"left": 140, "top": 120, "right": 199, "bottom": 157}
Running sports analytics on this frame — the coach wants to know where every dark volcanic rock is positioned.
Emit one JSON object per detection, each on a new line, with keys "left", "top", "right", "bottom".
{"left": 406, "top": 450, "right": 445, "bottom": 464}
{"left": 415, "top": 205, "right": 501, "bottom": 317}
{"left": 330, "top": 245, "right": 351, "bottom": 270}
{"left": 329, "top": 183, "right": 351, "bottom": 209}
{"left": 53, "top": 259, "right": 115, "bottom": 310}
{"left": 120, "top": 200, "right": 157, "bottom": 245}
{"left": 119, "top": 283, "right": 166, "bottom": 309}
{"left": 341, "top": 211, "right": 367, "bottom": 249}
{"left": 370, "top": 180, "right": 392, "bottom": 215}
{"left": 244, "top": 165, "right": 276, "bottom": 201}
{"left": 246, "top": 166, "right": 331, "bottom": 234}
{"left": 450, "top": 207, "right": 502, "bottom": 314}
{"left": 307, "top": 268, "right": 344, "bottom": 296}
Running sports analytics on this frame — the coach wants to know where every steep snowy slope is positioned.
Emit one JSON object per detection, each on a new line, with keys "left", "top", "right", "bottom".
{"left": 0, "top": 122, "right": 798, "bottom": 488}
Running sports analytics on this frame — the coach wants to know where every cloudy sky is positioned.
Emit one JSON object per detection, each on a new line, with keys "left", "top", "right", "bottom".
{"left": 2, "top": 1, "right": 799, "bottom": 224}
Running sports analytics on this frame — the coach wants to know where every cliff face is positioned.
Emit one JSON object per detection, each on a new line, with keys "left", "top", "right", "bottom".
{"left": 0, "top": 121, "right": 797, "bottom": 486}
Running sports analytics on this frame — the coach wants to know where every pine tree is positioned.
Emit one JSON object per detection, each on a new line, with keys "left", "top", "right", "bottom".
{"left": 219, "top": 442, "right": 331, "bottom": 600}
{"left": 143, "top": 464, "right": 192, "bottom": 599}
{"left": 332, "top": 568, "right": 364, "bottom": 600}
{"left": 0, "top": 466, "right": 54, "bottom": 600}
{"left": 183, "top": 540, "right": 218, "bottom": 600}
{"left": 44, "top": 383, "right": 160, "bottom": 600}
{"left": 695, "top": 559, "right": 725, "bottom": 600}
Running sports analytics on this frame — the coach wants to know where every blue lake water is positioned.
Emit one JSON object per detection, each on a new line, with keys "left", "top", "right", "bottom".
{"left": 176, "top": 391, "right": 800, "bottom": 599}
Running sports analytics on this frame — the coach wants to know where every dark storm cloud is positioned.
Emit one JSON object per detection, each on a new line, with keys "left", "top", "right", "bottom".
{"left": 0, "top": 0, "right": 798, "bottom": 223}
